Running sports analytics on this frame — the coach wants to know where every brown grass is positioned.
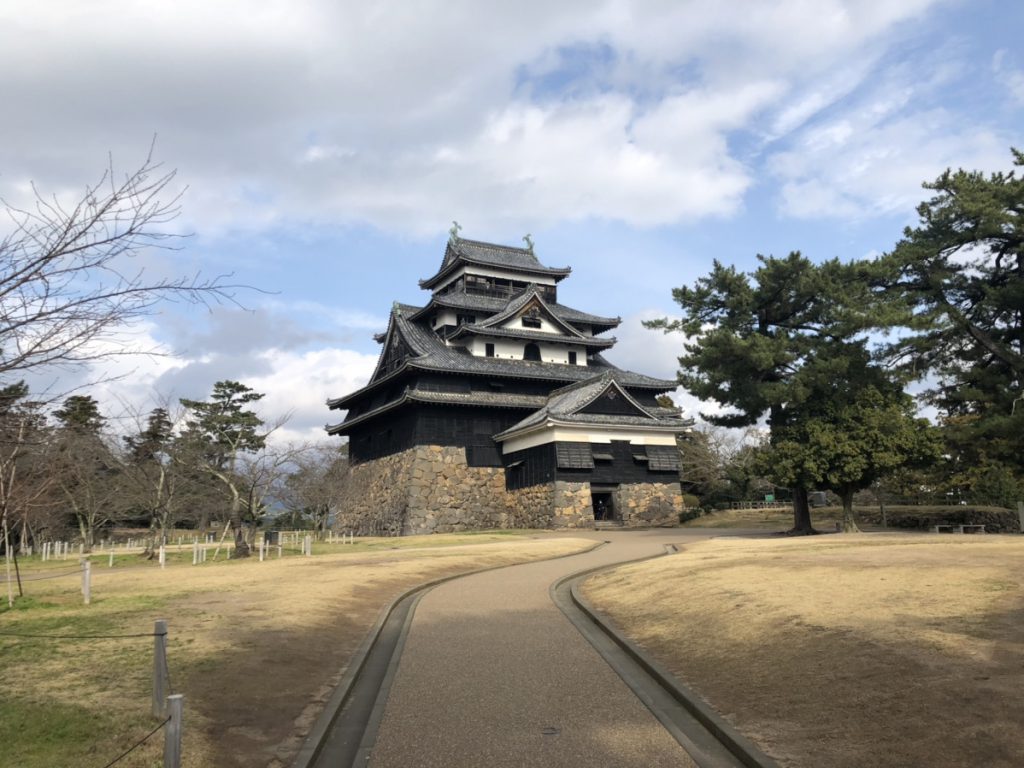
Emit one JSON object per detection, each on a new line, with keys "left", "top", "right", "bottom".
{"left": 583, "top": 534, "right": 1024, "bottom": 768}
{"left": 1, "top": 534, "right": 594, "bottom": 767}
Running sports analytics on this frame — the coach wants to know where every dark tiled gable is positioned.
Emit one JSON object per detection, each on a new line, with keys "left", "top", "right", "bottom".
{"left": 420, "top": 237, "right": 571, "bottom": 289}
{"left": 408, "top": 290, "right": 621, "bottom": 332}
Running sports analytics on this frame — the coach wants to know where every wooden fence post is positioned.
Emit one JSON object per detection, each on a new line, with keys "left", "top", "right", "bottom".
{"left": 153, "top": 619, "right": 168, "bottom": 717}
{"left": 163, "top": 693, "right": 184, "bottom": 768}
{"left": 1018, "top": 501, "right": 1023, "bottom": 533}
{"left": 81, "top": 560, "right": 91, "bottom": 605}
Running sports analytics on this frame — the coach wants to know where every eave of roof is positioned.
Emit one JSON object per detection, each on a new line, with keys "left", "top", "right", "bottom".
{"left": 446, "top": 324, "right": 616, "bottom": 348}
{"left": 325, "top": 388, "right": 547, "bottom": 434}
{"left": 419, "top": 237, "right": 571, "bottom": 289}
{"left": 407, "top": 292, "right": 621, "bottom": 331}
{"left": 492, "top": 371, "right": 692, "bottom": 441}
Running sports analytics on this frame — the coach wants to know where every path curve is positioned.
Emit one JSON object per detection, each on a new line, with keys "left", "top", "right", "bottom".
{"left": 366, "top": 530, "right": 710, "bottom": 768}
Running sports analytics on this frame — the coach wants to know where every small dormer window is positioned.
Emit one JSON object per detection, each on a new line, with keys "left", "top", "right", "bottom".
{"left": 457, "top": 314, "right": 476, "bottom": 326}
{"left": 522, "top": 308, "right": 542, "bottom": 329}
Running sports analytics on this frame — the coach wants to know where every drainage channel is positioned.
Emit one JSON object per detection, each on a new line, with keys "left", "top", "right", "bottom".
{"left": 297, "top": 588, "right": 424, "bottom": 768}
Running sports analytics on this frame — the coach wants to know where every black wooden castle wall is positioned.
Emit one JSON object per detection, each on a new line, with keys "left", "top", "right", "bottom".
{"left": 348, "top": 403, "right": 523, "bottom": 465}
{"left": 503, "top": 440, "right": 680, "bottom": 490}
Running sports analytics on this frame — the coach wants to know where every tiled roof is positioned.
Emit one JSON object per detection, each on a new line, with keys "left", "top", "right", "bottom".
{"left": 326, "top": 387, "right": 547, "bottom": 434}
{"left": 493, "top": 371, "right": 692, "bottom": 441}
{"left": 407, "top": 291, "right": 621, "bottom": 331}
{"left": 420, "top": 237, "right": 571, "bottom": 288}
{"left": 475, "top": 285, "right": 582, "bottom": 335}
{"left": 327, "top": 304, "right": 676, "bottom": 410}
{"left": 448, "top": 323, "right": 615, "bottom": 348}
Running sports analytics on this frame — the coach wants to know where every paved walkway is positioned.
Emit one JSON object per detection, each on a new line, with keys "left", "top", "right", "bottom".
{"left": 367, "top": 530, "right": 710, "bottom": 767}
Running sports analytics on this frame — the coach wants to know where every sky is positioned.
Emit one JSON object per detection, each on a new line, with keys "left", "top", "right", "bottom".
{"left": 1, "top": 0, "right": 1021, "bottom": 444}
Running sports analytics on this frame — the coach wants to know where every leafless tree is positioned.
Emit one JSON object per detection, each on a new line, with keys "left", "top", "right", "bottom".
{"left": 49, "top": 427, "right": 125, "bottom": 552}
{"left": 236, "top": 442, "right": 309, "bottom": 541}
{"left": 0, "top": 146, "right": 245, "bottom": 380}
{"left": 0, "top": 390, "right": 57, "bottom": 604}
{"left": 278, "top": 442, "right": 349, "bottom": 537}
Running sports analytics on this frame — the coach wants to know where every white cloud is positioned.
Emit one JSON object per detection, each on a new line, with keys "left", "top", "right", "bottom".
{"left": 769, "top": 105, "right": 1011, "bottom": 221}
{"left": 20, "top": 308, "right": 379, "bottom": 448}
{"left": 0, "top": 0, "right": 953, "bottom": 236}
{"left": 993, "top": 49, "right": 1024, "bottom": 106}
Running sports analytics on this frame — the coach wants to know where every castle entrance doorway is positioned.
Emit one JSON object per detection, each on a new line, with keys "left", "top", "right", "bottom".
{"left": 591, "top": 490, "right": 616, "bottom": 521}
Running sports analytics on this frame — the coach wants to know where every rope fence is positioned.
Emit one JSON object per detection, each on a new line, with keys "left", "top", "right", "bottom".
{"left": 1, "top": 530, "right": 363, "bottom": 762}
{"left": 0, "top": 620, "right": 184, "bottom": 767}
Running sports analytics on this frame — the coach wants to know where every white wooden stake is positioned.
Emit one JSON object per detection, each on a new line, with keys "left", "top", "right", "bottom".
{"left": 109, "top": 551, "right": 114, "bottom": 568}
{"left": 159, "top": 544, "right": 166, "bottom": 568}
{"left": 164, "top": 693, "right": 184, "bottom": 768}
{"left": 82, "top": 560, "right": 91, "bottom": 605}
{"left": 153, "top": 619, "right": 168, "bottom": 717}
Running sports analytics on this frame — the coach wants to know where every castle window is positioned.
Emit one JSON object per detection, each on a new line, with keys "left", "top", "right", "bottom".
{"left": 485, "top": 343, "right": 495, "bottom": 357}
{"left": 456, "top": 314, "right": 476, "bottom": 326}
{"left": 568, "top": 351, "right": 577, "bottom": 365}
{"left": 523, "top": 343, "right": 541, "bottom": 361}
{"left": 522, "top": 308, "right": 542, "bottom": 329}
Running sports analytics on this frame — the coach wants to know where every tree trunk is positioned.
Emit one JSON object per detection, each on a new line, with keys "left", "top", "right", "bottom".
{"left": 229, "top": 492, "right": 250, "bottom": 558}
{"left": 840, "top": 490, "right": 861, "bottom": 533}
{"left": 788, "top": 486, "right": 817, "bottom": 535}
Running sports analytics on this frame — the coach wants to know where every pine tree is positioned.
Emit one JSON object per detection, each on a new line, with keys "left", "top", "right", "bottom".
{"left": 882, "top": 149, "right": 1024, "bottom": 478}
{"left": 649, "top": 253, "right": 891, "bottom": 533}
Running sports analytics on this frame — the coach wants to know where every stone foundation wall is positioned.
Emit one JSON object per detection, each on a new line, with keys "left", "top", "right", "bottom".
{"left": 551, "top": 482, "right": 594, "bottom": 528}
{"left": 404, "top": 446, "right": 515, "bottom": 534}
{"left": 338, "top": 447, "right": 682, "bottom": 534}
{"left": 337, "top": 448, "right": 417, "bottom": 535}
{"left": 617, "top": 482, "right": 683, "bottom": 527}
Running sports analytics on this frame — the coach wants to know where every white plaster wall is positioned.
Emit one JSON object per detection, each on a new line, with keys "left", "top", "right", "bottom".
{"left": 500, "top": 314, "right": 562, "bottom": 335}
{"left": 433, "top": 309, "right": 459, "bottom": 328}
{"left": 466, "top": 336, "right": 588, "bottom": 365}
{"left": 502, "top": 426, "right": 680, "bottom": 453}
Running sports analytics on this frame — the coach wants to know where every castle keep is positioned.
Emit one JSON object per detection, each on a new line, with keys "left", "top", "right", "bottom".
{"left": 327, "top": 234, "right": 691, "bottom": 534}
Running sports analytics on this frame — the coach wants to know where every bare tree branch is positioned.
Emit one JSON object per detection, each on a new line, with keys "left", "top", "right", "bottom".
{"left": 0, "top": 147, "right": 252, "bottom": 379}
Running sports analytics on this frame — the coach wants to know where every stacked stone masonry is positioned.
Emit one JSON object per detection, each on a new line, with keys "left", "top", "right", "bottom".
{"left": 338, "top": 446, "right": 681, "bottom": 535}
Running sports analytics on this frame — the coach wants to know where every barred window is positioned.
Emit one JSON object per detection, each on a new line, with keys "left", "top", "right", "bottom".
{"left": 556, "top": 442, "right": 594, "bottom": 469}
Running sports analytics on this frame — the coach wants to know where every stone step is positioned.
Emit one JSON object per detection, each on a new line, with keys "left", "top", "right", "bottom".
{"left": 594, "top": 519, "right": 625, "bottom": 529}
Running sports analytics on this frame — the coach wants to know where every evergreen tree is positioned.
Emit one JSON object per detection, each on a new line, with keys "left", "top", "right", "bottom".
{"left": 52, "top": 395, "right": 120, "bottom": 550}
{"left": 648, "top": 252, "right": 873, "bottom": 533}
{"left": 123, "top": 407, "right": 173, "bottom": 464}
{"left": 882, "top": 149, "right": 1024, "bottom": 476}
{"left": 180, "top": 381, "right": 267, "bottom": 557}
{"left": 54, "top": 395, "right": 106, "bottom": 434}
{"left": 761, "top": 375, "right": 939, "bottom": 531}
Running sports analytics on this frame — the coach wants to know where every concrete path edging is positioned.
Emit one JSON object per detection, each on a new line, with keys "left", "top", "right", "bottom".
{"left": 291, "top": 538, "right": 606, "bottom": 768}
{"left": 568, "top": 571, "right": 781, "bottom": 768}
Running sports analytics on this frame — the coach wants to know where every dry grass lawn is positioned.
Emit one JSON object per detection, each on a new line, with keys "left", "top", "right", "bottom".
{"left": 583, "top": 534, "right": 1024, "bottom": 768}
{"left": 0, "top": 534, "right": 594, "bottom": 768}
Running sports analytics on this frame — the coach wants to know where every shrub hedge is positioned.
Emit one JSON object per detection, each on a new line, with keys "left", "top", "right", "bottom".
{"left": 852, "top": 504, "right": 1020, "bottom": 534}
